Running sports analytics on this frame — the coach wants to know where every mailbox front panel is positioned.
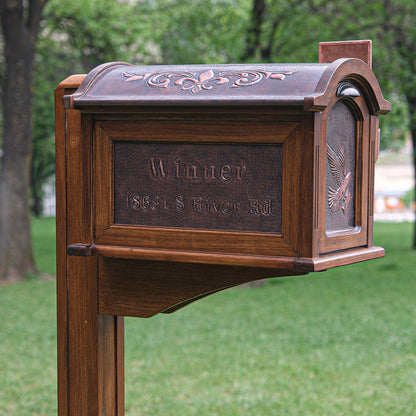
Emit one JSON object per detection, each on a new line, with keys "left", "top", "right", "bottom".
{"left": 92, "top": 112, "right": 315, "bottom": 259}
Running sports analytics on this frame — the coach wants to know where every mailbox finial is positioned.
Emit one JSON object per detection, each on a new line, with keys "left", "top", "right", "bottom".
{"left": 319, "top": 40, "right": 372, "bottom": 68}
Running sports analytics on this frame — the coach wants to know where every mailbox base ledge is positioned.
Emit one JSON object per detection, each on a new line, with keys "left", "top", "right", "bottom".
{"left": 67, "top": 244, "right": 385, "bottom": 272}
{"left": 293, "top": 246, "right": 385, "bottom": 272}
{"left": 67, "top": 243, "right": 297, "bottom": 269}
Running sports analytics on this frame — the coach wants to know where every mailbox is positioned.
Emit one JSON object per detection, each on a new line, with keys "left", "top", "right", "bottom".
{"left": 55, "top": 41, "right": 390, "bottom": 416}
{"left": 63, "top": 56, "right": 390, "bottom": 273}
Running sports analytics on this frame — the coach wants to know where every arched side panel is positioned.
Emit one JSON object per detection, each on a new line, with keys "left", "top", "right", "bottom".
{"left": 325, "top": 100, "right": 358, "bottom": 233}
{"left": 317, "top": 87, "right": 370, "bottom": 254}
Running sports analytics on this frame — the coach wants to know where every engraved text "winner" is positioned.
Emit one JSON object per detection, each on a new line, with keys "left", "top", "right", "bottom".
{"left": 149, "top": 157, "right": 247, "bottom": 181}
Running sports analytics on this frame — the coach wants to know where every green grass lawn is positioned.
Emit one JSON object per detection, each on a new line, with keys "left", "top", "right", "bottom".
{"left": 32, "top": 217, "right": 56, "bottom": 277}
{"left": 0, "top": 219, "right": 415, "bottom": 415}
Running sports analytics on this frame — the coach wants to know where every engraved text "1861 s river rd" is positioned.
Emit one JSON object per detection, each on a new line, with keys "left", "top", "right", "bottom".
{"left": 127, "top": 193, "right": 272, "bottom": 217}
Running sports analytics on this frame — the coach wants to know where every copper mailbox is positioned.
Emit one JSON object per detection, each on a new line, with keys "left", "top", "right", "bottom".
{"left": 63, "top": 57, "right": 390, "bottom": 274}
{"left": 55, "top": 41, "right": 390, "bottom": 416}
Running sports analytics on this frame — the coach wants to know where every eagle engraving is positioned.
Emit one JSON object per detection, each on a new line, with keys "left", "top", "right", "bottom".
{"left": 327, "top": 143, "right": 352, "bottom": 214}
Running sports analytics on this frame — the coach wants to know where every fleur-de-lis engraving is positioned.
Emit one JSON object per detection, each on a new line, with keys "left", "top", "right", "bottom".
{"left": 174, "top": 69, "right": 229, "bottom": 93}
{"left": 327, "top": 143, "right": 352, "bottom": 214}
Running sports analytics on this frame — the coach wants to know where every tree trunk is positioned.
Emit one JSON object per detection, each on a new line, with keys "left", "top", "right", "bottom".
{"left": 412, "top": 128, "right": 416, "bottom": 249}
{"left": 241, "top": 0, "right": 266, "bottom": 61}
{"left": 0, "top": 1, "right": 43, "bottom": 281}
{"left": 31, "top": 168, "right": 43, "bottom": 218}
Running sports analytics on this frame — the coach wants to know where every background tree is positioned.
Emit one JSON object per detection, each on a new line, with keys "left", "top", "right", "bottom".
{"left": 242, "top": 0, "right": 326, "bottom": 63}
{"left": 0, "top": 0, "right": 48, "bottom": 281}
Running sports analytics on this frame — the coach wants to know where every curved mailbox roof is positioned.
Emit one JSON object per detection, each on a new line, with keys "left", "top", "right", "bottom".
{"left": 64, "top": 58, "right": 390, "bottom": 114}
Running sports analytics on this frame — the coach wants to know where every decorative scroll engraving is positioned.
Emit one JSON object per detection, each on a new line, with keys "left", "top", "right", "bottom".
{"left": 123, "top": 69, "right": 294, "bottom": 94}
{"left": 327, "top": 143, "right": 352, "bottom": 214}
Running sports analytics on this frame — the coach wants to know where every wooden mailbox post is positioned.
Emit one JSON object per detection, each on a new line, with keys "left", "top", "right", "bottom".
{"left": 55, "top": 41, "right": 390, "bottom": 415}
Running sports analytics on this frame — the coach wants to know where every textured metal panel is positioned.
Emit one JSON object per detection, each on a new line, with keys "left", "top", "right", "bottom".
{"left": 326, "top": 101, "right": 356, "bottom": 232}
{"left": 114, "top": 142, "right": 282, "bottom": 233}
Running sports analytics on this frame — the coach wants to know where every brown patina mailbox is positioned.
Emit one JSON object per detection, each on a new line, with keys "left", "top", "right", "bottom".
{"left": 55, "top": 41, "right": 390, "bottom": 415}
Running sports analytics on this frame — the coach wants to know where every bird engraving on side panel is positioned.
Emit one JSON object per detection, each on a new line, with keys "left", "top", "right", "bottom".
{"left": 327, "top": 143, "right": 352, "bottom": 214}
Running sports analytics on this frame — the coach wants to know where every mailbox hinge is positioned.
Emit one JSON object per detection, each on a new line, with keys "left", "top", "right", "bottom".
{"left": 67, "top": 243, "right": 93, "bottom": 257}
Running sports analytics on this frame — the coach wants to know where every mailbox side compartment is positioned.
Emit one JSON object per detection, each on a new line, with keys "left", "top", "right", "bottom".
{"left": 310, "top": 80, "right": 385, "bottom": 269}
{"left": 297, "top": 58, "right": 391, "bottom": 271}
{"left": 318, "top": 92, "right": 370, "bottom": 253}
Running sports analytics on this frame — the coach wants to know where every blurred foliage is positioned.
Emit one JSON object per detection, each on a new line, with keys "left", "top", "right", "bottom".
{"left": 0, "top": 32, "right": 3, "bottom": 151}
{"left": 402, "top": 188, "right": 414, "bottom": 209}
{"left": 379, "top": 95, "right": 410, "bottom": 151}
{"left": 43, "top": 0, "right": 147, "bottom": 70}
{"left": 137, "top": 0, "right": 250, "bottom": 65}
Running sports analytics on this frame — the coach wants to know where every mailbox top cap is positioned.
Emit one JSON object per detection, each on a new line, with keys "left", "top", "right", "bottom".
{"left": 64, "top": 59, "right": 390, "bottom": 115}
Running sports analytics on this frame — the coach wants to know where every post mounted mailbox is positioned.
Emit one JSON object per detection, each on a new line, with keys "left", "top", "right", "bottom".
{"left": 55, "top": 41, "right": 390, "bottom": 416}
